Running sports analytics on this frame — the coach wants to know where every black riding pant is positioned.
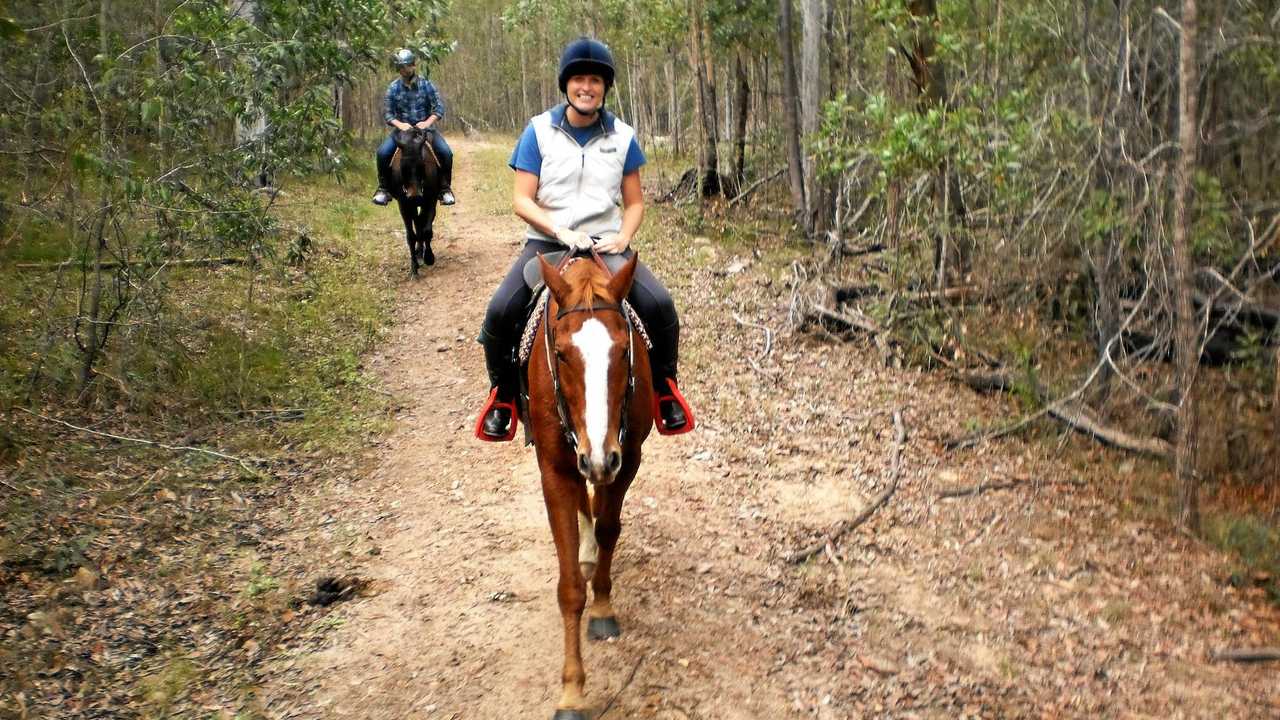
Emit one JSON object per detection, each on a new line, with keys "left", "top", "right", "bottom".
{"left": 479, "top": 239, "right": 680, "bottom": 389}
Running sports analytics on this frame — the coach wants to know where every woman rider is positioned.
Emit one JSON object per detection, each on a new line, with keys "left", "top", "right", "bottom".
{"left": 476, "top": 37, "right": 692, "bottom": 441}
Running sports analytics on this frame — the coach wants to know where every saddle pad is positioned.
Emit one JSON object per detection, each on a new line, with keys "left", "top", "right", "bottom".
{"left": 522, "top": 250, "right": 631, "bottom": 290}
{"left": 517, "top": 288, "right": 651, "bottom": 366}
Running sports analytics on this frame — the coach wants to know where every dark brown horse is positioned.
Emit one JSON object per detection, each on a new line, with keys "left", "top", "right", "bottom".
{"left": 389, "top": 127, "right": 440, "bottom": 276}
{"left": 527, "top": 253, "right": 653, "bottom": 719}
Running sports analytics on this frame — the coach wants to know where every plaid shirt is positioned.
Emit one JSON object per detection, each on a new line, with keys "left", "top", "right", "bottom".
{"left": 382, "top": 76, "right": 446, "bottom": 126}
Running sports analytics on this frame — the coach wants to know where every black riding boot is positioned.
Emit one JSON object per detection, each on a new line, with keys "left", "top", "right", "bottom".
{"left": 372, "top": 164, "right": 392, "bottom": 206}
{"left": 650, "top": 322, "right": 687, "bottom": 431}
{"left": 480, "top": 329, "right": 519, "bottom": 439}
{"left": 439, "top": 153, "right": 455, "bottom": 205}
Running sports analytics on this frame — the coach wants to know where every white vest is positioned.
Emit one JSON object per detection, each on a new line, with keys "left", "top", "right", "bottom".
{"left": 526, "top": 108, "right": 636, "bottom": 243}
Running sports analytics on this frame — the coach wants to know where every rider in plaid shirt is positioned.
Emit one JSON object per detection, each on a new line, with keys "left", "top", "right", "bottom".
{"left": 372, "top": 48, "right": 456, "bottom": 206}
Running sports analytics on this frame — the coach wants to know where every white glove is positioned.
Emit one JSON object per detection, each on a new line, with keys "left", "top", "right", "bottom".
{"left": 556, "top": 227, "right": 595, "bottom": 251}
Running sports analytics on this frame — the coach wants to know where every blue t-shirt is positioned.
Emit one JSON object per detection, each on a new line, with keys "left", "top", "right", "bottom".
{"left": 509, "top": 119, "right": 646, "bottom": 176}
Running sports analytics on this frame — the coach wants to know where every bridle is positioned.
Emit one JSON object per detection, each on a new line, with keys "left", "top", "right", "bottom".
{"left": 541, "top": 252, "right": 636, "bottom": 454}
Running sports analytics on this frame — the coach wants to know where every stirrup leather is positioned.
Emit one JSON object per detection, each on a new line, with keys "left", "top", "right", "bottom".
{"left": 475, "top": 387, "right": 518, "bottom": 442}
{"left": 652, "top": 378, "right": 695, "bottom": 435}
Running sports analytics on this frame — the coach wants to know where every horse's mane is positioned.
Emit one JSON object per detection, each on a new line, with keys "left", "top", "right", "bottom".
{"left": 560, "top": 260, "right": 617, "bottom": 310}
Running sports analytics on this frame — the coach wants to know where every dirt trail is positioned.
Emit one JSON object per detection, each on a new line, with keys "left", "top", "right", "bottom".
{"left": 262, "top": 137, "right": 1278, "bottom": 720}
{"left": 263, "top": 137, "right": 795, "bottom": 719}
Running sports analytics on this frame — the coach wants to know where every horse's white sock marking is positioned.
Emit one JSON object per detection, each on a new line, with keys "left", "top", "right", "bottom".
{"left": 578, "top": 510, "right": 598, "bottom": 567}
{"left": 571, "top": 318, "right": 612, "bottom": 469}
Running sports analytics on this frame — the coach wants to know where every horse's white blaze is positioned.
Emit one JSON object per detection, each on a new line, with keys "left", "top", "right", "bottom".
{"left": 577, "top": 510, "right": 598, "bottom": 567}
{"left": 571, "top": 318, "right": 613, "bottom": 468}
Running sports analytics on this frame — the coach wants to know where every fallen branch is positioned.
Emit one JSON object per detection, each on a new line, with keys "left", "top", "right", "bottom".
{"left": 1048, "top": 400, "right": 1172, "bottom": 458}
{"left": 18, "top": 408, "right": 265, "bottom": 473}
{"left": 14, "top": 256, "right": 245, "bottom": 272}
{"left": 786, "top": 411, "right": 907, "bottom": 564}
{"left": 1211, "top": 648, "right": 1280, "bottom": 663}
{"left": 732, "top": 313, "right": 774, "bottom": 359}
{"left": 938, "top": 474, "right": 1086, "bottom": 498}
{"left": 727, "top": 167, "right": 785, "bottom": 207}
{"left": 835, "top": 242, "right": 886, "bottom": 258}
{"left": 945, "top": 365, "right": 1172, "bottom": 459}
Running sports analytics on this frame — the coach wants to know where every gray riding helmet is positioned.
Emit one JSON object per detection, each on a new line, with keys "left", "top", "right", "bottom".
{"left": 394, "top": 48, "right": 416, "bottom": 67}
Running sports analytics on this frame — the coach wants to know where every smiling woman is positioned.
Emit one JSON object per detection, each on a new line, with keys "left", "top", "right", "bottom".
{"left": 475, "top": 37, "right": 694, "bottom": 444}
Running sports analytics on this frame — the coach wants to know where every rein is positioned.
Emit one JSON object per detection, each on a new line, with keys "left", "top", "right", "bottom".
{"left": 542, "top": 253, "right": 636, "bottom": 453}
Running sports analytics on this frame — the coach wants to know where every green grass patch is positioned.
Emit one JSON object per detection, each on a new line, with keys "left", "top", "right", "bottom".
{"left": 1206, "top": 512, "right": 1280, "bottom": 603}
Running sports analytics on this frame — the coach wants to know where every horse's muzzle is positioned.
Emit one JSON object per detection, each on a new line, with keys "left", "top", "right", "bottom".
{"left": 577, "top": 449, "right": 622, "bottom": 485}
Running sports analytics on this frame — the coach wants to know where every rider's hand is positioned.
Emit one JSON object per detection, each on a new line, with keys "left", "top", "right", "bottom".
{"left": 415, "top": 120, "right": 431, "bottom": 130}
{"left": 594, "top": 234, "right": 630, "bottom": 255}
{"left": 555, "top": 227, "right": 594, "bottom": 251}
{"left": 394, "top": 121, "right": 412, "bottom": 131}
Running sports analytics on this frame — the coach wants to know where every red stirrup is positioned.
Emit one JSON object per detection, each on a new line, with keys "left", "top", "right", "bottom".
{"left": 474, "top": 388, "right": 518, "bottom": 442}
{"left": 652, "top": 378, "right": 695, "bottom": 435}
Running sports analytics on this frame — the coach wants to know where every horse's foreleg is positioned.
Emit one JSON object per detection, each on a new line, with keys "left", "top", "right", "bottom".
{"left": 419, "top": 203, "right": 436, "bottom": 266}
{"left": 587, "top": 463, "right": 637, "bottom": 641}
{"left": 543, "top": 474, "right": 590, "bottom": 717}
{"left": 400, "top": 203, "right": 418, "bottom": 276}
{"left": 577, "top": 483, "right": 597, "bottom": 581}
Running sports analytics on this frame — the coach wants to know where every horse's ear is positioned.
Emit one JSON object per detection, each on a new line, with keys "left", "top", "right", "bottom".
{"left": 606, "top": 253, "right": 638, "bottom": 302}
{"left": 539, "top": 254, "right": 572, "bottom": 305}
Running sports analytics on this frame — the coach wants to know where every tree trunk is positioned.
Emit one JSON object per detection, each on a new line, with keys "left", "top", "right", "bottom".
{"left": 731, "top": 49, "right": 750, "bottom": 194}
{"left": 667, "top": 56, "right": 680, "bottom": 154}
{"left": 778, "top": 0, "right": 807, "bottom": 225}
{"left": 687, "top": 0, "right": 721, "bottom": 197}
{"left": 904, "top": 0, "right": 967, "bottom": 285}
{"left": 1172, "top": 0, "right": 1201, "bottom": 532}
{"left": 800, "top": 0, "right": 825, "bottom": 232}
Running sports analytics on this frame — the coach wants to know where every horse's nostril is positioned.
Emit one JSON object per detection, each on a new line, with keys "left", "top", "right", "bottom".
{"left": 577, "top": 454, "right": 590, "bottom": 476}
{"left": 607, "top": 451, "right": 622, "bottom": 474}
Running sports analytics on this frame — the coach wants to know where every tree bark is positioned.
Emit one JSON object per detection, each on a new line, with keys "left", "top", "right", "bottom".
{"left": 1172, "top": 0, "right": 1201, "bottom": 532}
{"left": 778, "top": 0, "right": 807, "bottom": 225}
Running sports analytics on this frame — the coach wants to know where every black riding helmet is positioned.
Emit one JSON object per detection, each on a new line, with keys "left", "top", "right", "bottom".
{"left": 557, "top": 37, "right": 615, "bottom": 95}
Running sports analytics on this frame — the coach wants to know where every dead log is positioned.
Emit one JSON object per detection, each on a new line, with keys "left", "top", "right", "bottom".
{"left": 1048, "top": 400, "right": 1173, "bottom": 458}
{"left": 835, "top": 242, "right": 886, "bottom": 258}
{"left": 804, "top": 305, "right": 883, "bottom": 336}
{"left": 1211, "top": 648, "right": 1280, "bottom": 663}
{"left": 785, "top": 411, "right": 907, "bottom": 564}
{"left": 14, "top": 256, "right": 245, "bottom": 272}
{"left": 955, "top": 368, "right": 1013, "bottom": 393}
{"left": 946, "top": 365, "right": 1172, "bottom": 459}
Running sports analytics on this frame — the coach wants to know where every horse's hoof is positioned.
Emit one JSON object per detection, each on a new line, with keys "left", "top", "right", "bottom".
{"left": 587, "top": 616, "right": 621, "bottom": 641}
{"left": 552, "top": 710, "right": 589, "bottom": 720}
{"left": 423, "top": 246, "right": 435, "bottom": 266}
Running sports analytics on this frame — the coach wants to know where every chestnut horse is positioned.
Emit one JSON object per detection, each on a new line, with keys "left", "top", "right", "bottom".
{"left": 527, "top": 252, "right": 653, "bottom": 719}
{"left": 389, "top": 127, "right": 440, "bottom": 277}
